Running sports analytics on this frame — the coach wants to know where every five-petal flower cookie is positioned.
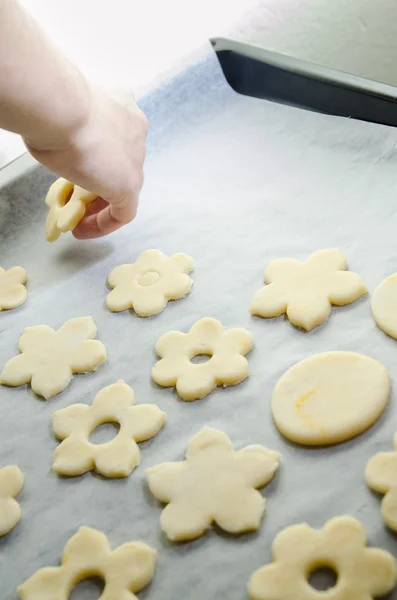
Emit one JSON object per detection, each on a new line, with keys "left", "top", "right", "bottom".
{"left": 106, "top": 249, "right": 193, "bottom": 317}
{"left": 45, "top": 178, "right": 97, "bottom": 242}
{"left": 52, "top": 380, "right": 166, "bottom": 478}
{"left": 0, "top": 465, "right": 24, "bottom": 536}
{"left": 250, "top": 248, "right": 367, "bottom": 331}
{"left": 248, "top": 515, "right": 397, "bottom": 600}
{"left": 0, "top": 266, "right": 27, "bottom": 310}
{"left": 0, "top": 316, "right": 106, "bottom": 399}
{"left": 365, "top": 433, "right": 397, "bottom": 531}
{"left": 151, "top": 317, "right": 254, "bottom": 401}
{"left": 146, "top": 426, "right": 280, "bottom": 541}
{"left": 18, "top": 526, "right": 157, "bottom": 600}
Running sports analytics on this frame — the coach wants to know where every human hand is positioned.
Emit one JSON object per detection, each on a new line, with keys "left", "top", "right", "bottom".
{"left": 26, "top": 89, "right": 148, "bottom": 239}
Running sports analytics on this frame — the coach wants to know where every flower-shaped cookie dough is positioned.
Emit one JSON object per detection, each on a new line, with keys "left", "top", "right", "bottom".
{"left": 152, "top": 317, "right": 254, "bottom": 401}
{"left": 45, "top": 177, "right": 97, "bottom": 242}
{"left": 52, "top": 380, "right": 166, "bottom": 478}
{"left": 248, "top": 516, "right": 397, "bottom": 600}
{"left": 0, "top": 266, "right": 27, "bottom": 310}
{"left": 106, "top": 249, "right": 193, "bottom": 317}
{"left": 0, "top": 465, "right": 24, "bottom": 536}
{"left": 146, "top": 426, "right": 280, "bottom": 541}
{"left": 250, "top": 248, "right": 367, "bottom": 331}
{"left": 0, "top": 316, "right": 106, "bottom": 399}
{"left": 18, "top": 526, "right": 157, "bottom": 600}
{"left": 365, "top": 433, "right": 397, "bottom": 531}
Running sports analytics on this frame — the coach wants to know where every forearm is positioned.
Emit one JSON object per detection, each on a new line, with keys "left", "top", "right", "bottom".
{"left": 0, "top": 0, "right": 148, "bottom": 240}
{"left": 0, "top": 0, "right": 90, "bottom": 150}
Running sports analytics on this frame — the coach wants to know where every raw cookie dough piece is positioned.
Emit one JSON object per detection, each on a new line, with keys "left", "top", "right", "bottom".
{"left": 0, "top": 316, "right": 106, "bottom": 400}
{"left": 272, "top": 351, "right": 389, "bottom": 446}
{"left": 107, "top": 249, "right": 193, "bottom": 317}
{"left": 52, "top": 380, "right": 166, "bottom": 478}
{"left": 0, "top": 266, "right": 27, "bottom": 310}
{"left": 371, "top": 274, "right": 397, "bottom": 339}
{"left": 146, "top": 426, "right": 280, "bottom": 541}
{"left": 45, "top": 178, "right": 97, "bottom": 242}
{"left": 18, "top": 526, "right": 156, "bottom": 600}
{"left": 248, "top": 515, "right": 397, "bottom": 600}
{"left": 0, "top": 465, "right": 24, "bottom": 536}
{"left": 151, "top": 317, "right": 254, "bottom": 401}
{"left": 365, "top": 433, "right": 397, "bottom": 531}
{"left": 250, "top": 248, "right": 367, "bottom": 331}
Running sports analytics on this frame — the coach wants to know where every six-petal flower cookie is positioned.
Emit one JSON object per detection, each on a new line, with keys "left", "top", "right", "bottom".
{"left": 0, "top": 465, "right": 24, "bottom": 536}
{"left": 250, "top": 248, "right": 367, "bottom": 331}
{"left": 0, "top": 316, "right": 106, "bottom": 399}
{"left": 0, "top": 266, "right": 27, "bottom": 310}
{"left": 45, "top": 178, "right": 97, "bottom": 242}
{"left": 52, "top": 380, "right": 166, "bottom": 478}
{"left": 146, "top": 426, "right": 280, "bottom": 541}
{"left": 248, "top": 515, "right": 396, "bottom": 600}
{"left": 151, "top": 317, "right": 254, "bottom": 400}
{"left": 18, "top": 526, "right": 157, "bottom": 600}
{"left": 106, "top": 249, "right": 193, "bottom": 317}
{"left": 365, "top": 432, "right": 397, "bottom": 531}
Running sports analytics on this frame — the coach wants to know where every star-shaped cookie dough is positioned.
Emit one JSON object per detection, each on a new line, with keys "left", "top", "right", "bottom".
{"left": 0, "top": 465, "right": 24, "bottom": 536}
{"left": 250, "top": 249, "right": 367, "bottom": 331}
{"left": 0, "top": 316, "right": 106, "bottom": 399}
{"left": 0, "top": 266, "right": 27, "bottom": 311}
{"left": 147, "top": 426, "right": 280, "bottom": 541}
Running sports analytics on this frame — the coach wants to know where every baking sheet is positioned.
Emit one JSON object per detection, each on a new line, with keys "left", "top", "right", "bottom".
{"left": 2, "top": 43, "right": 397, "bottom": 598}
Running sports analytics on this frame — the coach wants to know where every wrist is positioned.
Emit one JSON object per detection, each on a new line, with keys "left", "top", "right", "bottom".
{"left": 23, "top": 66, "right": 93, "bottom": 153}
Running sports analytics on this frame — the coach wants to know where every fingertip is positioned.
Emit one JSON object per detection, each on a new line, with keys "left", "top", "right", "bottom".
{"left": 71, "top": 197, "right": 138, "bottom": 240}
{"left": 72, "top": 216, "right": 103, "bottom": 239}
{"left": 71, "top": 227, "right": 89, "bottom": 240}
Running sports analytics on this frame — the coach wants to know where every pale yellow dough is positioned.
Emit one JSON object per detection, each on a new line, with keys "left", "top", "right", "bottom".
{"left": 365, "top": 432, "right": 397, "bottom": 532}
{"left": 18, "top": 526, "right": 156, "bottom": 600}
{"left": 0, "top": 316, "right": 106, "bottom": 399}
{"left": 272, "top": 351, "right": 389, "bottom": 446}
{"left": 248, "top": 516, "right": 397, "bottom": 600}
{"left": 152, "top": 317, "right": 254, "bottom": 401}
{"left": 146, "top": 426, "right": 280, "bottom": 541}
{"left": 371, "top": 274, "right": 397, "bottom": 339}
{"left": 52, "top": 380, "right": 166, "bottom": 478}
{"left": 0, "top": 266, "right": 27, "bottom": 310}
{"left": 45, "top": 178, "right": 97, "bottom": 242}
{"left": 250, "top": 248, "right": 367, "bottom": 331}
{"left": 0, "top": 465, "right": 24, "bottom": 536}
{"left": 107, "top": 249, "right": 193, "bottom": 317}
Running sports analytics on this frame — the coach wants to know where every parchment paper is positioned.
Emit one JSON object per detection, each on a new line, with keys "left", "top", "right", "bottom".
{"left": 2, "top": 43, "right": 397, "bottom": 598}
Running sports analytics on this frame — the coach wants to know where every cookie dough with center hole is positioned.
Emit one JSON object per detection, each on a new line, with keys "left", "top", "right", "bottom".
{"left": 18, "top": 527, "right": 156, "bottom": 600}
{"left": 272, "top": 352, "right": 389, "bottom": 446}
{"left": 248, "top": 516, "right": 397, "bottom": 600}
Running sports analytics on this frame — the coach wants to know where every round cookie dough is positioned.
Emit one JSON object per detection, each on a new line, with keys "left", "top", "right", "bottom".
{"left": 272, "top": 352, "right": 389, "bottom": 446}
{"left": 371, "top": 274, "right": 397, "bottom": 339}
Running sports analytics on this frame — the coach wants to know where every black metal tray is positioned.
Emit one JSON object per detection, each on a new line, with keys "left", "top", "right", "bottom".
{"left": 212, "top": 37, "right": 397, "bottom": 127}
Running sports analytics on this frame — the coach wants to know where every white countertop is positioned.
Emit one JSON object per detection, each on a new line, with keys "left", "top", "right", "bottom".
{"left": 2, "top": 0, "right": 397, "bottom": 169}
